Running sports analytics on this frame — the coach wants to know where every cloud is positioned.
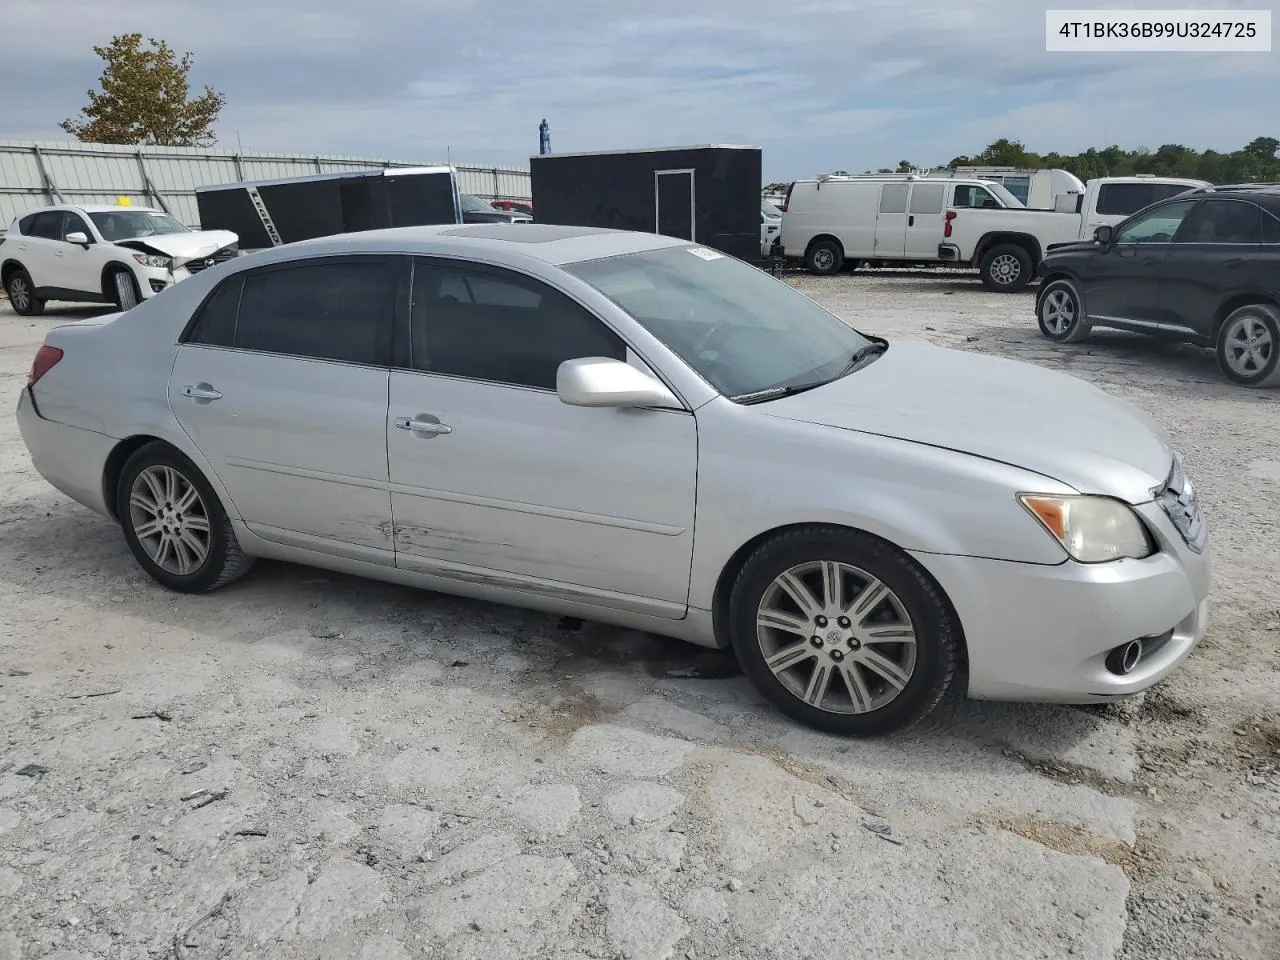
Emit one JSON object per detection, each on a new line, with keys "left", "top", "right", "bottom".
{"left": 0, "top": 0, "right": 1272, "bottom": 180}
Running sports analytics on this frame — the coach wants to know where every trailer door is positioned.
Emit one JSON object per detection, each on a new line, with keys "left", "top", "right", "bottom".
{"left": 655, "top": 169, "right": 695, "bottom": 241}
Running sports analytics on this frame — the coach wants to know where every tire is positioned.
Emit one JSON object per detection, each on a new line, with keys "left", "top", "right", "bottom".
{"left": 5, "top": 267, "right": 45, "bottom": 316}
{"left": 110, "top": 269, "right": 141, "bottom": 310}
{"left": 116, "top": 441, "right": 254, "bottom": 593}
{"left": 1036, "top": 278, "right": 1092, "bottom": 343}
{"left": 1215, "top": 303, "right": 1280, "bottom": 388}
{"left": 979, "top": 243, "right": 1033, "bottom": 292}
{"left": 728, "top": 526, "right": 961, "bottom": 737}
{"left": 805, "top": 239, "right": 843, "bottom": 276}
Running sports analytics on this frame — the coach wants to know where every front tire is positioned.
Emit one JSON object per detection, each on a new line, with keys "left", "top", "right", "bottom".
{"left": 979, "top": 243, "right": 1033, "bottom": 292}
{"left": 110, "top": 269, "right": 141, "bottom": 310}
{"left": 1215, "top": 303, "right": 1280, "bottom": 388}
{"left": 116, "top": 442, "right": 253, "bottom": 593}
{"left": 1037, "top": 278, "right": 1092, "bottom": 343}
{"left": 805, "top": 239, "right": 844, "bottom": 276}
{"left": 728, "top": 526, "right": 961, "bottom": 736}
{"left": 5, "top": 267, "right": 45, "bottom": 316}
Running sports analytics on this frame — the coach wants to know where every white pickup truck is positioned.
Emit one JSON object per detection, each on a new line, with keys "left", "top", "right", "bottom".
{"left": 937, "top": 175, "right": 1209, "bottom": 291}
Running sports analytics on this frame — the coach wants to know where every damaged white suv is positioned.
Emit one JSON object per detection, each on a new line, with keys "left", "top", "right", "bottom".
{"left": 1, "top": 204, "right": 239, "bottom": 315}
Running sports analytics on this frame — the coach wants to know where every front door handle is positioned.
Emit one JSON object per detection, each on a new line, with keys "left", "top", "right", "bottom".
{"left": 396, "top": 415, "right": 452, "bottom": 437}
{"left": 182, "top": 384, "right": 223, "bottom": 401}
{"left": 908, "top": 215, "right": 915, "bottom": 226}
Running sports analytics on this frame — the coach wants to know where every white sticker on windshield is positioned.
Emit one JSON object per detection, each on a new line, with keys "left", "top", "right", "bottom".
{"left": 687, "top": 246, "right": 723, "bottom": 260}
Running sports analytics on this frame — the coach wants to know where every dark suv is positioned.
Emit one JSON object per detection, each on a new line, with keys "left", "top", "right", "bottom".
{"left": 1035, "top": 184, "right": 1280, "bottom": 387}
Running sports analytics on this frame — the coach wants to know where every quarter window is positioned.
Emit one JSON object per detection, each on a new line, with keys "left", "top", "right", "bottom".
{"left": 1175, "top": 199, "right": 1262, "bottom": 244}
{"left": 1114, "top": 200, "right": 1198, "bottom": 244}
{"left": 410, "top": 258, "right": 626, "bottom": 390}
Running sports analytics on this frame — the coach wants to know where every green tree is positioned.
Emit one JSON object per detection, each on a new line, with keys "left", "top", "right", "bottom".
{"left": 60, "top": 33, "right": 226, "bottom": 146}
{"left": 895, "top": 159, "right": 913, "bottom": 173}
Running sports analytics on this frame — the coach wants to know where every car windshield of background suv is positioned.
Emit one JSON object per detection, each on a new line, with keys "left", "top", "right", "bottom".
{"left": 88, "top": 210, "right": 190, "bottom": 242}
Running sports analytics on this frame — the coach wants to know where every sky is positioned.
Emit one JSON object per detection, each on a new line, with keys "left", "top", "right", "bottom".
{"left": 2, "top": 0, "right": 1274, "bottom": 182}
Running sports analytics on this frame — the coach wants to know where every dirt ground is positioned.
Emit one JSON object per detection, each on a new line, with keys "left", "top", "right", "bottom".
{"left": 1, "top": 270, "right": 1277, "bottom": 960}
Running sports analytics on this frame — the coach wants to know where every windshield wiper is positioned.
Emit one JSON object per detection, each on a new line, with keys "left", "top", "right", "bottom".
{"left": 730, "top": 340, "right": 888, "bottom": 405}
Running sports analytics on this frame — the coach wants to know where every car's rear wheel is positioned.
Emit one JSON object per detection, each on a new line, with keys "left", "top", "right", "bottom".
{"left": 110, "top": 269, "right": 141, "bottom": 310}
{"left": 5, "top": 268, "right": 45, "bottom": 316}
{"left": 1215, "top": 303, "right": 1280, "bottom": 388}
{"left": 116, "top": 442, "right": 253, "bottom": 593}
{"left": 979, "top": 243, "right": 1033, "bottom": 292}
{"left": 728, "top": 526, "right": 960, "bottom": 736}
{"left": 1037, "top": 279, "right": 1092, "bottom": 343}
{"left": 805, "top": 239, "right": 844, "bottom": 276}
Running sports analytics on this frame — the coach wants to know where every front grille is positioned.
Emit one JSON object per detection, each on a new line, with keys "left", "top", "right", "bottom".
{"left": 185, "top": 244, "right": 239, "bottom": 274}
{"left": 1155, "top": 454, "right": 1205, "bottom": 552}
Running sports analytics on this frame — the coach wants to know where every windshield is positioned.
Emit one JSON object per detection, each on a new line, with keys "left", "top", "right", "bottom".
{"left": 89, "top": 210, "right": 190, "bottom": 241}
{"left": 564, "top": 245, "right": 874, "bottom": 399}
{"left": 985, "top": 182, "right": 1025, "bottom": 208}
{"left": 761, "top": 199, "right": 784, "bottom": 219}
{"left": 460, "top": 194, "right": 495, "bottom": 213}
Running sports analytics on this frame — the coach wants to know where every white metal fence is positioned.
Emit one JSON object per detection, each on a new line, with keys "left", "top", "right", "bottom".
{"left": 0, "top": 140, "right": 532, "bottom": 229}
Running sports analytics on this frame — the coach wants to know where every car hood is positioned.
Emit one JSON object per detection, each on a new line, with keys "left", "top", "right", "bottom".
{"left": 759, "top": 340, "right": 1172, "bottom": 503}
{"left": 116, "top": 230, "right": 238, "bottom": 265}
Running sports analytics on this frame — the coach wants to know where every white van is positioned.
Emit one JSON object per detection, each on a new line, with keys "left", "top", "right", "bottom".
{"left": 780, "top": 174, "right": 1023, "bottom": 274}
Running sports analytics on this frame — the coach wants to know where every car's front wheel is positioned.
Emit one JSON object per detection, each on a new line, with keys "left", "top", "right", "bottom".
{"left": 109, "top": 269, "right": 141, "bottom": 310}
{"left": 1037, "top": 278, "right": 1092, "bottom": 343}
{"left": 5, "top": 267, "right": 45, "bottom": 316}
{"left": 728, "top": 526, "right": 960, "bottom": 736}
{"left": 116, "top": 442, "right": 254, "bottom": 593}
{"left": 1216, "top": 303, "right": 1280, "bottom": 388}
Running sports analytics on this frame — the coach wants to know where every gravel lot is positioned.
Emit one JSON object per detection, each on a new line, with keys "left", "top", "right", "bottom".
{"left": 1, "top": 270, "right": 1278, "bottom": 960}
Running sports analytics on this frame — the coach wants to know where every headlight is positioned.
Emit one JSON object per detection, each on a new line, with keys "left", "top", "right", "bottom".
{"left": 132, "top": 253, "right": 172, "bottom": 269}
{"left": 1018, "top": 494, "right": 1155, "bottom": 563}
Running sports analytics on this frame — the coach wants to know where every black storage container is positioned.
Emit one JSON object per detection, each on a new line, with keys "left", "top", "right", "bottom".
{"left": 530, "top": 145, "right": 762, "bottom": 262}
{"left": 194, "top": 166, "right": 462, "bottom": 249}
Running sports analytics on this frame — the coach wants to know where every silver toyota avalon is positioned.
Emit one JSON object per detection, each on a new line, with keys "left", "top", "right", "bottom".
{"left": 16, "top": 223, "right": 1210, "bottom": 735}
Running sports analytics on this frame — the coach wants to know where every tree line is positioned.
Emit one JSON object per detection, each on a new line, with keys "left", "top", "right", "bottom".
{"left": 765, "top": 136, "right": 1280, "bottom": 193}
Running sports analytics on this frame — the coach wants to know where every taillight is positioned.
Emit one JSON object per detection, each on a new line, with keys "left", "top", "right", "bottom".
{"left": 944, "top": 210, "right": 956, "bottom": 238}
{"left": 28, "top": 345, "right": 63, "bottom": 388}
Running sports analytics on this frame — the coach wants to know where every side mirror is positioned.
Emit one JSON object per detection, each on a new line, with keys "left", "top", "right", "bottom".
{"left": 1093, "top": 224, "right": 1113, "bottom": 245}
{"left": 556, "top": 357, "right": 681, "bottom": 410}
{"left": 65, "top": 231, "right": 90, "bottom": 246}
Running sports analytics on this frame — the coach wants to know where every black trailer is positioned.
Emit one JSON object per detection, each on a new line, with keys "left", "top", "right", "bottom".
{"left": 529, "top": 144, "right": 763, "bottom": 262}
{"left": 194, "top": 166, "right": 462, "bottom": 249}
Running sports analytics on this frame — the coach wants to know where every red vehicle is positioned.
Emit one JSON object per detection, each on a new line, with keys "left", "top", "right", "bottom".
{"left": 490, "top": 198, "right": 534, "bottom": 217}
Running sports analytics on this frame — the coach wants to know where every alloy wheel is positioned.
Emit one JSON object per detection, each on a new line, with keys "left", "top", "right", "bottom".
{"left": 128, "top": 465, "right": 212, "bottom": 575}
{"left": 1041, "top": 288, "right": 1075, "bottom": 335}
{"left": 1221, "top": 313, "right": 1274, "bottom": 378}
{"left": 756, "top": 560, "right": 917, "bottom": 715}
{"left": 9, "top": 276, "right": 30, "bottom": 312}
{"left": 989, "top": 253, "right": 1022, "bottom": 286}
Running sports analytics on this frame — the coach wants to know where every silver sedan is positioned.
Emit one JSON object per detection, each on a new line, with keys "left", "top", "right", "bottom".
{"left": 16, "top": 223, "right": 1211, "bottom": 735}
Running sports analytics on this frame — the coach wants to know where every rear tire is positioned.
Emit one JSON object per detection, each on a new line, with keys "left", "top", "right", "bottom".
{"left": 1215, "top": 303, "right": 1280, "bottom": 388}
{"left": 1036, "top": 278, "right": 1092, "bottom": 343}
{"left": 805, "top": 239, "right": 844, "bottom": 276}
{"left": 728, "top": 526, "right": 961, "bottom": 737}
{"left": 5, "top": 267, "right": 45, "bottom": 316}
{"left": 979, "top": 243, "right": 1033, "bottom": 292}
{"left": 110, "top": 269, "right": 141, "bottom": 310}
{"left": 116, "top": 442, "right": 254, "bottom": 593}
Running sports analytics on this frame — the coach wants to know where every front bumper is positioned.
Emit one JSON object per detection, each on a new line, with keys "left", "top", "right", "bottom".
{"left": 911, "top": 501, "right": 1211, "bottom": 702}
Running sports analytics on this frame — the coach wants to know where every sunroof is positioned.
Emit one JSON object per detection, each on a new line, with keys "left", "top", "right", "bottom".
{"left": 437, "top": 224, "right": 621, "bottom": 243}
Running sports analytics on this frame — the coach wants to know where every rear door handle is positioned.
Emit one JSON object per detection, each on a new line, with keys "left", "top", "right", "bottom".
{"left": 182, "top": 384, "right": 223, "bottom": 401}
{"left": 908, "top": 215, "right": 915, "bottom": 226}
{"left": 396, "top": 415, "right": 452, "bottom": 437}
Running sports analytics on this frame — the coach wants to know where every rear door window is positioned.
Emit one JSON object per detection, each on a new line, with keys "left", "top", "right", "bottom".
{"left": 1262, "top": 212, "right": 1280, "bottom": 244}
{"left": 185, "top": 257, "right": 399, "bottom": 365}
{"left": 26, "top": 211, "right": 63, "bottom": 240}
{"left": 952, "top": 185, "right": 998, "bottom": 208}
{"left": 1174, "top": 200, "right": 1262, "bottom": 244}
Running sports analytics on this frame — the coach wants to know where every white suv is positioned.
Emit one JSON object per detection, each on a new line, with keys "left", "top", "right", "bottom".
{"left": 1, "top": 204, "right": 239, "bottom": 315}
